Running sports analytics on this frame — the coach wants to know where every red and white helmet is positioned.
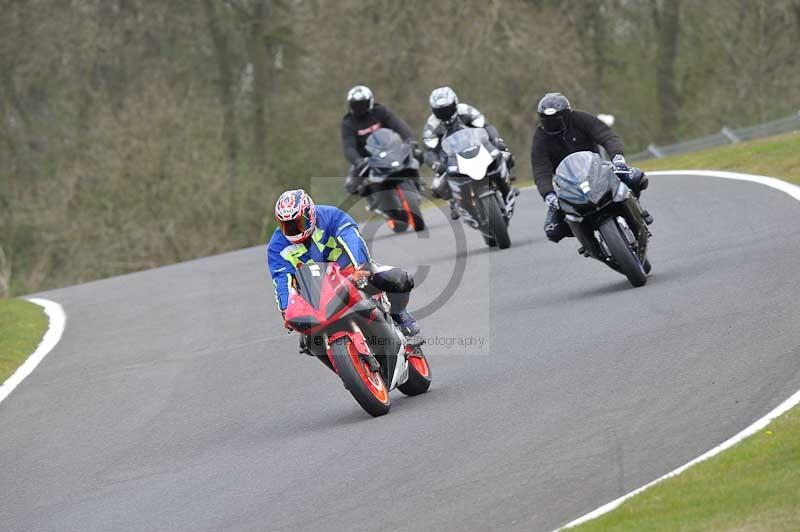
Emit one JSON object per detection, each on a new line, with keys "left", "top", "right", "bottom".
{"left": 275, "top": 189, "right": 316, "bottom": 243}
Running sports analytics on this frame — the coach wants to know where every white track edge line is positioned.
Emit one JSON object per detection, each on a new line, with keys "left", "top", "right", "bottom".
{"left": 557, "top": 169, "right": 800, "bottom": 530}
{"left": 648, "top": 169, "right": 800, "bottom": 201}
{"left": 0, "top": 298, "right": 66, "bottom": 404}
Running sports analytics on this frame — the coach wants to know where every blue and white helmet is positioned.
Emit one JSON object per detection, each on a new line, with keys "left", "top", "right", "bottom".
{"left": 347, "top": 85, "right": 374, "bottom": 116}
{"left": 429, "top": 86, "right": 459, "bottom": 123}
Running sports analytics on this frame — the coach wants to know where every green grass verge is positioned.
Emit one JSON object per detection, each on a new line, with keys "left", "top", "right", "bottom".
{"left": 641, "top": 131, "right": 800, "bottom": 185}
{"left": 571, "top": 132, "right": 800, "bottom": 531}
{"left": 0, "top": 299, "right": 48, "bottom": 384}
{"left": 570, "top": 408, "right": 800, "bottom": 531}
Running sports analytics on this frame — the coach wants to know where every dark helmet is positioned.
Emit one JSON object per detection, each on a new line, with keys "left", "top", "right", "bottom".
{"left": 537, "top": 92, "right": 571, "bottom": 135}
{"left": 347, "top": 85, "right": 374, "bottom": 117}
{"left": 429, "top": 86, "right": 459, "bottom": 124}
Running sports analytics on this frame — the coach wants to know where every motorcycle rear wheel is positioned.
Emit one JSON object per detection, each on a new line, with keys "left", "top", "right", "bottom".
{"left": 331, "top": 337, "right": 391, "bottom": 417}
{"left": 397, "top": 349, "right": 432, "bottom": 396}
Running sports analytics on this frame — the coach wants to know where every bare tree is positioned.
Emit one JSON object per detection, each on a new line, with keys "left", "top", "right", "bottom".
{"left": 652, "top": 0, "right": 681, "bottom": 142}
{"left": 203, "top": 0, "right": 241, "bottom": 231}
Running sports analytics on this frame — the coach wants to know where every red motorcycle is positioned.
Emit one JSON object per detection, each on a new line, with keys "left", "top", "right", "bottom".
{"left": 284, "top": 262, "right": 431, "bottom": 416}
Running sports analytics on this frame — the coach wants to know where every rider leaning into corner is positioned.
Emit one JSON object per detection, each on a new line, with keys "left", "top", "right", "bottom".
{"left": 421, "top": 86, "right": 519, "bottom": 220}
{"left": 341, "top": 85, "right": 421, "bottom": 201}
{"left": 267, "top": 189, "right": 422, "bottom": 354}
{"left": 530, "top": 92, "right": 653, "bottom": 243}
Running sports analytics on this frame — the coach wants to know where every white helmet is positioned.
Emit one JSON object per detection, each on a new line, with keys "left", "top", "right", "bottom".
{"left": 347, "top": 85, "right": 374, "bottom": 116}
{"left": 429, "top": 86, "right": 459, "bottom": 123}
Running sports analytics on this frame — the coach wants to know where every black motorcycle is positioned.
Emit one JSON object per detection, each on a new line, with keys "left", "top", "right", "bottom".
{"left": 553, "top": 151, "right": 652, "bottom": 287}
{"left": 440, "top": 128, "right": 514, "bottom": 249}
{"left": 359, "top": 129, "right": 426, "bottom": 233}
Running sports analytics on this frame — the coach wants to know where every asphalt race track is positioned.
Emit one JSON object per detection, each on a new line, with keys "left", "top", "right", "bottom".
{"left": 2, "top": 174, "right": 799, "bottom": 532}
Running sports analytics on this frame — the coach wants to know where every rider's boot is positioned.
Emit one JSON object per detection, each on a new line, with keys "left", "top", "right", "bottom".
{"left": 448, "top": 198, "right": 460, "bottom": 220}
{"left": 391, "top": 309, "right": 423, "bottom": 345}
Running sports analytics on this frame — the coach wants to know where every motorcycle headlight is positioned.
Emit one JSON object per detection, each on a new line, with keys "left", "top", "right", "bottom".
{"left": 287, "top": 315, "right": 320, "bottom": 333}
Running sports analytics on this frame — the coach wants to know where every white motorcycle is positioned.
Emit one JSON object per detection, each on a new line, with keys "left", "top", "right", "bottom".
{"left": 439, "top": 128, "right": 515, "bottom": 248}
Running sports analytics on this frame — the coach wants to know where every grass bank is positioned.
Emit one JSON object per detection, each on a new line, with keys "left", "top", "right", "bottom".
{"left": 641, "top": 131, "right": 800, "bottom": 184}
{"left": 0, "top": 299, "right": 48, "bottom": 385}
{"left": 569, "top": 408, "right": 800, "bottom": 531}
{"left": 569, "top": 131, "right": 800, "bottom": 531}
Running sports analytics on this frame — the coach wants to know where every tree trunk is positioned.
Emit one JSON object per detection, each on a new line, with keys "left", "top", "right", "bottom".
{"left": 248, "top": 0, "right": 269, "bottom": 172}
{"left": 653, "top": 0, "right": 682, "bottom": 142}
{"left": 203, "top": 0, "right": 240, "bottom": 232}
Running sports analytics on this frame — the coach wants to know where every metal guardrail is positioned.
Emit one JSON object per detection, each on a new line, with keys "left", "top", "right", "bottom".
{"left": 628, "top": 110, "right": 800, "bottom": 162}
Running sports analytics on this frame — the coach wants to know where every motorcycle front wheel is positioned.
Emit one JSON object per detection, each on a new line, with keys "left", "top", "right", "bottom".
{"left": 330, "top": 336, "right": 391, "bottom": 417}
{"left": 598, "top": 217, "right": 647, "bottom": 287}
{"left": 396, "top": 182, "right": 425, "bottom": 232}
{"left": 480, "top": 194, "right": 511, "bottom": 249}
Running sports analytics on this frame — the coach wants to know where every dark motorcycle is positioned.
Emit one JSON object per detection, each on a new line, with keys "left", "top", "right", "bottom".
{"left": 440, "top": 128, "right": 514, "bottom": 249}
{"left": 553, "top": 151, "right": 652, "bottom": 287}
{"left": 284, "top": 262, "right": 432, "bottom": 417}
{"left": 359, "top": 129, "right": 426, "bottom": 233}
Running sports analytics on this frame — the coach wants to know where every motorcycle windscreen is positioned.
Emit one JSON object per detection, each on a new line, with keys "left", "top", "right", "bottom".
{"left": 441, "top": 128, "right": 494, "bottom": 156}
{"left": 293, "top": 262, "right": 325, "bottom": 309}
{"left": 442, "top": 128, "right": 496, "bottom": 180}
{"left": 365, "top": 128, "right": 411, "bottom": 178}
{"left": 553, "top": 151, "right": 616, "bottom": 206}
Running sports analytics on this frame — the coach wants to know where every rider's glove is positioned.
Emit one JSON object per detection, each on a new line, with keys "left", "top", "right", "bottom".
{"left": 350, "top": 269, "right": 371, "bottom": 290}
{"left": 408, "top": 140, "right": 424, "bottom": 163}
{"left": 544, "top": 192, "right": 560, "bottom": 211}
{"left": 612, "top": 154, "right": 629, "bottom": 173}
{"left": 431, "top": 160, "right": 446, "bottom": 175}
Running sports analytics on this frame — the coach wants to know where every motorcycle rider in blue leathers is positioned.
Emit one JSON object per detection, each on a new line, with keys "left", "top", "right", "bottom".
{"left": 267, "top": 189, "right": 421, "bottom": 353}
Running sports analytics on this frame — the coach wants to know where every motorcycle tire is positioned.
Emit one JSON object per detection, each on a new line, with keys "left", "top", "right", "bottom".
{"left": 387, "top": 217, "right": 409, "bottom": 233}
{"left": 480, "top": 194, "right": 511, "bottom": 249}
{"left": 396, "top": 183, "right": 426, "bottom": 232}
{"left": 598, "top": 218, "right": 647, "bottom": 287}
{"left": 397, "top": 350, "right": 432, "bottom": 396}
{"left": 330, "top": 337, "right": 391, "bottom": 417}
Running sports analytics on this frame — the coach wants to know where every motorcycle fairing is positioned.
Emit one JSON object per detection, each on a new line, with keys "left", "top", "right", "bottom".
{"left": 365, "top": 128, "right": 418, "bottom": 181}
{"left": 455, "top": 146, "right": 495, "bottom": 181}
{"left": 554, "top": 151, "right": 618, "bottom": 215}
{"left": 284, "top": 263, "right": 363, "bottom": 336}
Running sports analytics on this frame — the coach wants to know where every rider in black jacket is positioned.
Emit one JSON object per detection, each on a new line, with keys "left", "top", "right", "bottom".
{"left": 341, "top": 85, "right": 417, "bottom": 197}
{"left": 530, "top": 92, "right": 650, "bottom": 242}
